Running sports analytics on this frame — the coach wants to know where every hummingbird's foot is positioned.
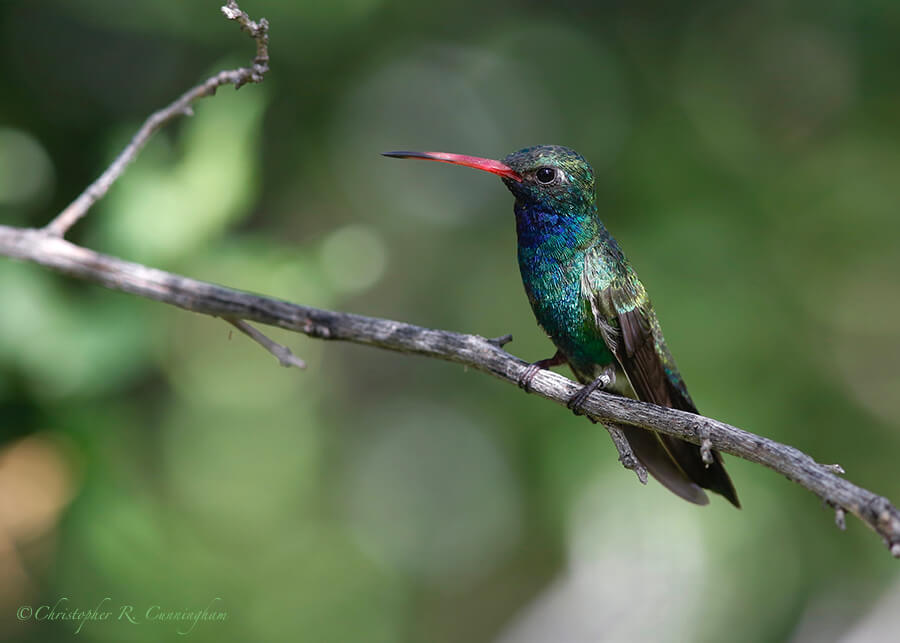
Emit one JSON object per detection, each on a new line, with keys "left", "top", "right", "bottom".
{"left": 567, "top": 369, "right": 615, "bottom": 417}
{"left": 517, "top": 350, "right": 567, "bottom": 392}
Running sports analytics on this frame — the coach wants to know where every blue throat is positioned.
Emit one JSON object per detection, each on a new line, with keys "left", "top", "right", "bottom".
{"left": 515, "top": 201, "right": 586, "bottom": 250}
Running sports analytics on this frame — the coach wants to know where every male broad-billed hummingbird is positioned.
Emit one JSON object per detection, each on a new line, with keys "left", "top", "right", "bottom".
{"left": 383, "top": 145, "right": 739, "bottom": 507}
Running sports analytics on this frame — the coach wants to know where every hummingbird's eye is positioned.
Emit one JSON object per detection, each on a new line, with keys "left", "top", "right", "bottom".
{"left": 535, "top": 167, "right": 558, "bottom": 185}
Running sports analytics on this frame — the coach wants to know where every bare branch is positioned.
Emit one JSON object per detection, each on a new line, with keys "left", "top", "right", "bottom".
{"left": 42, "top": 1, "right": 270, "bottom": 238}
{"left": 221, "top": 0, "right": 270, "bottom": 82}
{"left": 606, "top": 423, "right": 649, "bottom": 484}
{"left": 1, "top": 223, "right": 898, "bottom": 559}
{"left": 225, "top": 318, "right": 306, "bottom": 369}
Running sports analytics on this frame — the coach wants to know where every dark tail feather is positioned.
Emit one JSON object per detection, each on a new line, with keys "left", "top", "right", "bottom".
{"left": 620, "top": 426, "right": 740, "bottom": 508}
{"left": 661, "top": 434, "right": 741, "bottom": 508}
{"left": 619, "top": 425, "right": 709, "bottom": 505}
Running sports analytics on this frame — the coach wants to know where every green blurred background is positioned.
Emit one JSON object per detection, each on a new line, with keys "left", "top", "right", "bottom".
{"left": 2, "top": 0, "right": 900, "bottom": 641}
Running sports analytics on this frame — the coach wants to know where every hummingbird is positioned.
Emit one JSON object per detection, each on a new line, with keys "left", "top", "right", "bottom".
{"left": 383, "top": 145, "right": 739, "bottom": 507}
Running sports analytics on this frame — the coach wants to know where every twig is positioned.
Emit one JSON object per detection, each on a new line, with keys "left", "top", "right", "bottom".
{"left": 1, "top": 224, "right": 898, "bottom": 559}
{"left": 42, "top": 1, "right": 269, "bottom": 238}
{"left": 606, "top": 423, "right": 649, "bottom": 484}
{"left": 225, "top": 318, "right": 306, "bottom": 369}
{"left": 579, "top": 404, "right": 648, "bottom": 483}
{"left": 835, "top": 506, "right": 847, "bottom": 531}
{"left": 487, "top": 333, "right": 513, "bottom": 348}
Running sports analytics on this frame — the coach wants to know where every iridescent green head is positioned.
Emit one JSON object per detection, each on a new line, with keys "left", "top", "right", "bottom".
{"left": 500, "top": 145, "right": 595, "bottom": 212}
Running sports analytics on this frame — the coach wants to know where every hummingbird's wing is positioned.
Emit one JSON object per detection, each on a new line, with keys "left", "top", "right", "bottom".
{"left": 582, "top": 247, "right": 740, "bottom": 507}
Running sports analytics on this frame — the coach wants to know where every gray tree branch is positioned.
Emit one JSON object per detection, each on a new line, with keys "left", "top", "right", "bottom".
{"left": 42, "top": 0, "right": 269, "bottom": 238}
{"left": 1, "top": 223, "right": 899, "bottom": 559}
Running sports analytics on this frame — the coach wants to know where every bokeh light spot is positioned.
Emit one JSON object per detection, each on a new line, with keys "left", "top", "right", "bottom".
{"left": 0, "top": 128, "right": 54, "bottom": 207}
{"left": 320, "top": 224, "right": 387, "bottom": 294}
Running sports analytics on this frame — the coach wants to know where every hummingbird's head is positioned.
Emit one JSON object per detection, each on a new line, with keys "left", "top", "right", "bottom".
{"left": 382, "top": 145, "right": 595, "bottom": 212}
{"left": 500, "top": 145, "right": 595, "bottom": 210}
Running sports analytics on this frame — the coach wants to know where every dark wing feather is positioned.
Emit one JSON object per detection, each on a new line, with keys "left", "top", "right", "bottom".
{"left": 617, "top": 307, "right": 670, "bottom": 406}
{"left": 583, "top": 248, "right": 740, "bottom": 507}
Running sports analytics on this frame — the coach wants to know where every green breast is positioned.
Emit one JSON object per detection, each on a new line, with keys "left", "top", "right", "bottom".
{"left": 518, "top": 245, "right": 615, "bottom": 379}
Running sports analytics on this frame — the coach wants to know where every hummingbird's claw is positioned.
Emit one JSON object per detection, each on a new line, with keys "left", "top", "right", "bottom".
{"left": 517, "top": 351, "right": 567, "bottom": 392}
{"left": 517, "top": 363, "right": 543, "bottom": 392}
{"left": 567, "top": 371, "right": 614, "bottom": 417}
